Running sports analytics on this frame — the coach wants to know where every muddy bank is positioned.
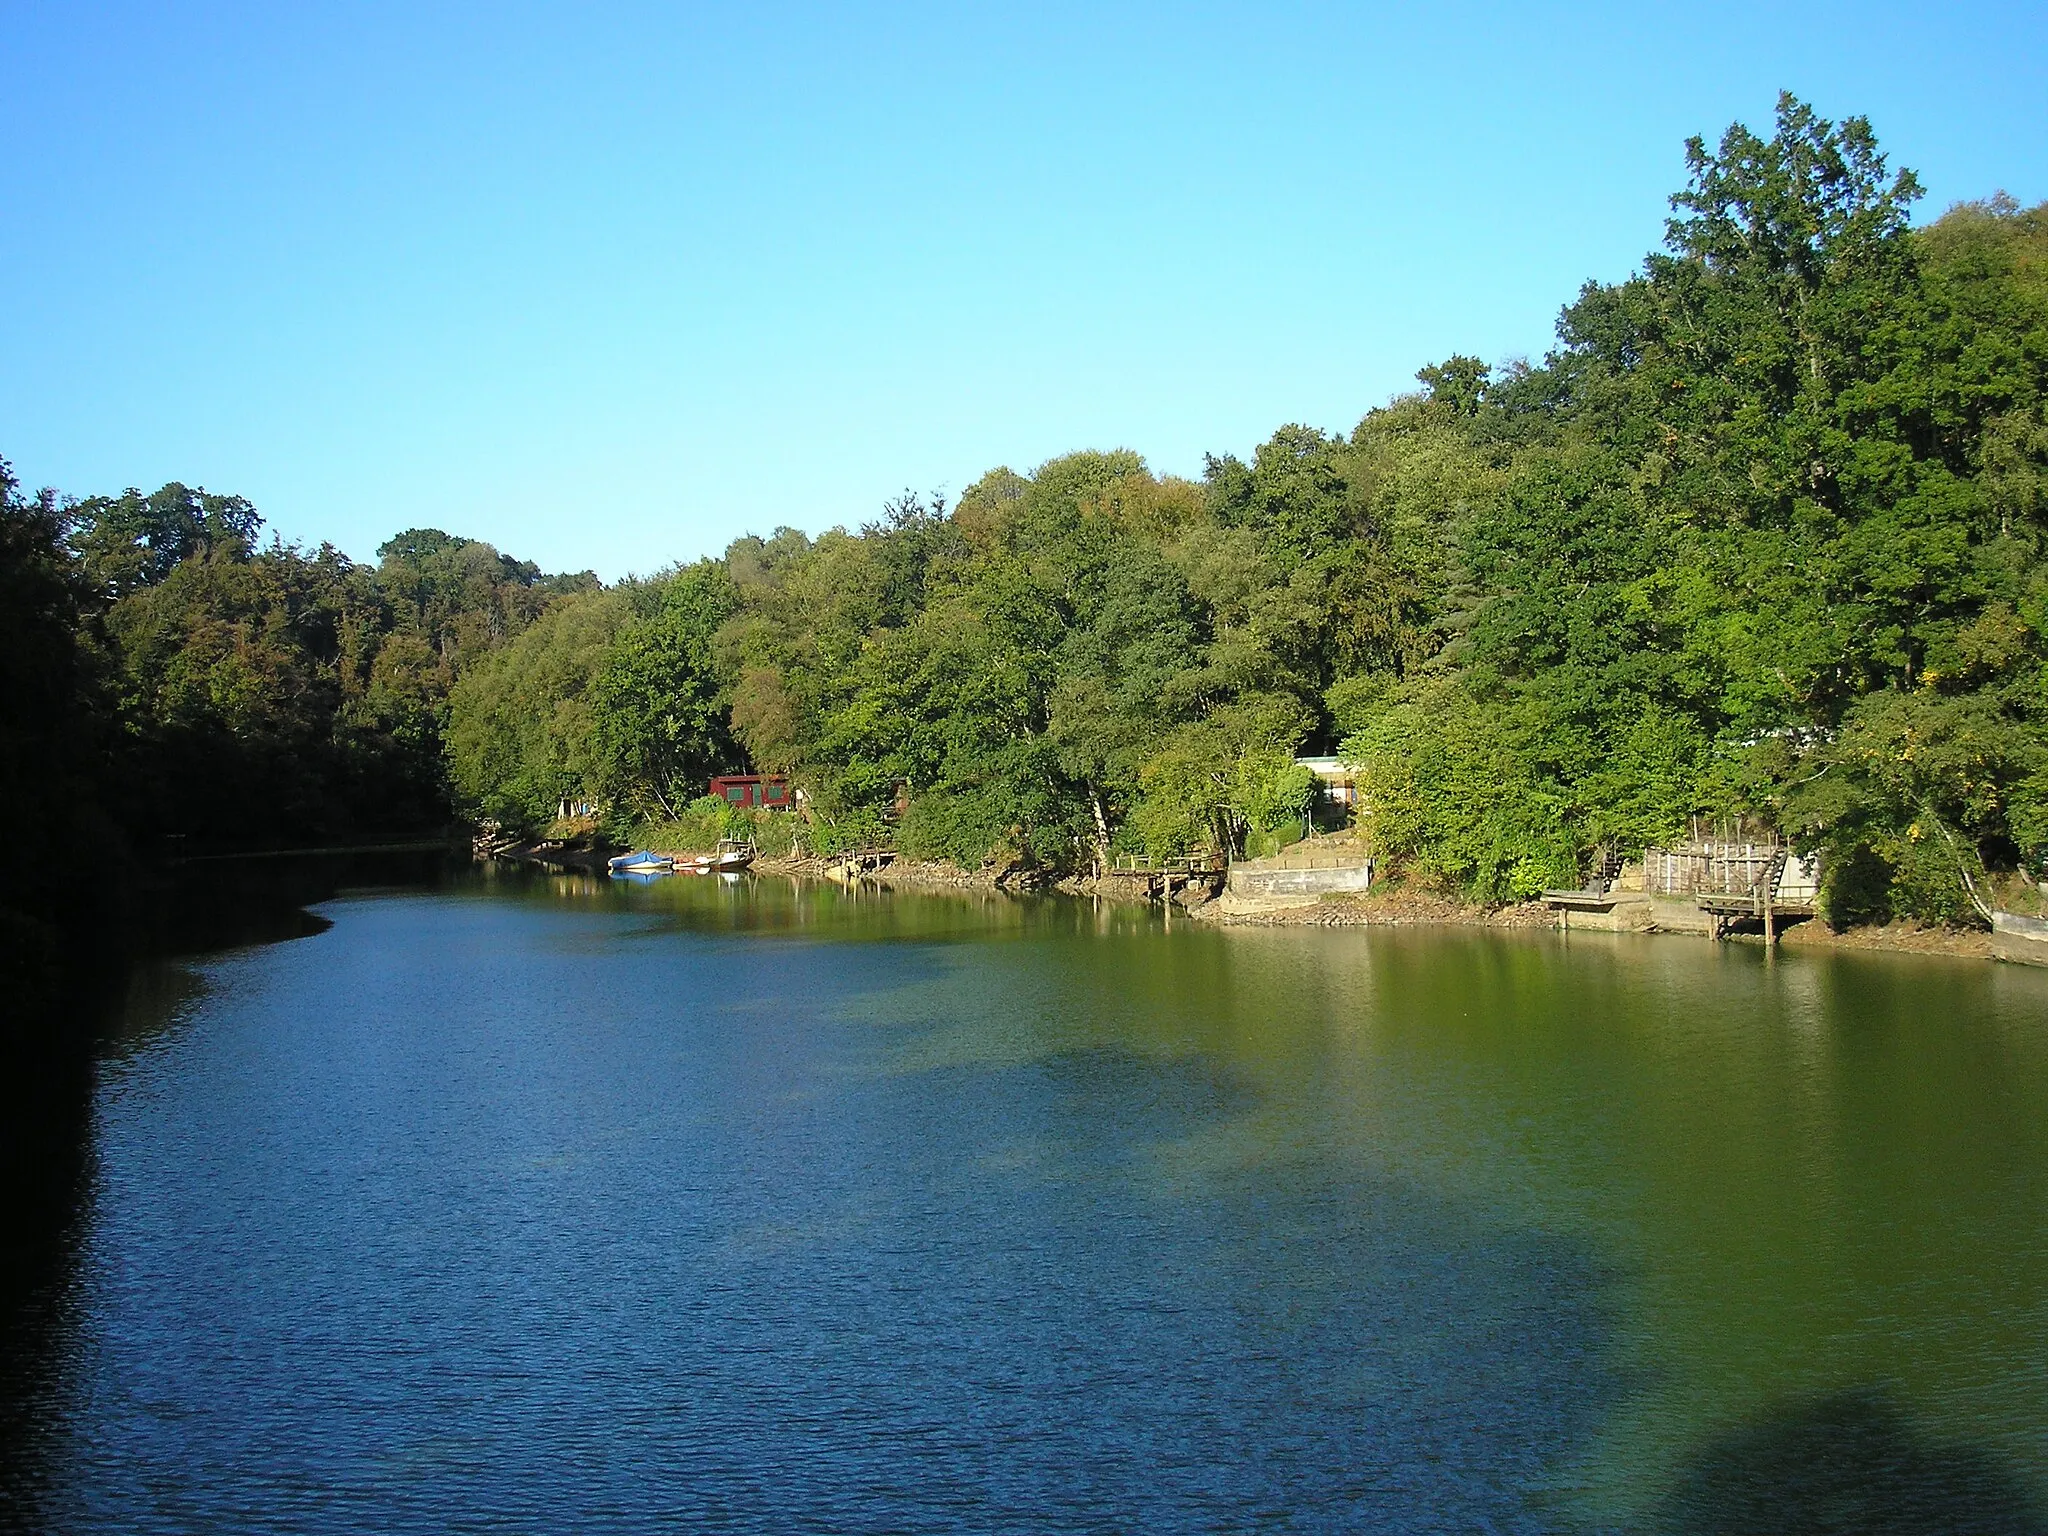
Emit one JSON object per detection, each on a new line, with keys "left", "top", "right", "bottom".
{"left": 746, "top": 853, "right": 2004, "bottom": 960}
{"left": 1774, "top": 917, "right": 1994, "bottom": 960}
{"left": 1194, "top": 887, "right": 1553, "bottom": 930}
{"left": 487, "top": 839, "right": 613, "bottom": 873}
{"left": 1197, "top": 883, "right": 1998, "bottom": 958}
{"left": 756, "top": 854, "right": 1028, "bottom": 894}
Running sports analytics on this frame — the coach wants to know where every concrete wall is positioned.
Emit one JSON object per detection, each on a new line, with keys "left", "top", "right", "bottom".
{"left": 1645, "top": 895, "right": 1717, "bottom": 934}
{"left": 1558, "top": 897, "right": 1655, "bottom": 932}
{"left": 1228, "top": 864, "right": 1372, "bottom": 900}
{"left": 1993, "top": 911, "right": 2048, "bottom": 967}
{"left": 1556, "top": 894, "right": 1716, "bottom": 935}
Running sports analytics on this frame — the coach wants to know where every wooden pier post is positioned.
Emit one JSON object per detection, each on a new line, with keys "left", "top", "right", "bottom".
{"left": 1763, "top": 845, "right": 1781, "bottom": 945}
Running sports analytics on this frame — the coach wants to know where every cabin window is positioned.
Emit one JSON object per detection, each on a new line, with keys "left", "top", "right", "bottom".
{"left": 726, "top": 786, "right": 748, "bottom": 804}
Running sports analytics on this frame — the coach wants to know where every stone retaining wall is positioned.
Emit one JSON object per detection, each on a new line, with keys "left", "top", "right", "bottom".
{"left": 1992, "top": 910, "right": 2048, "bottom": 967}
{"left": 1227, "top": 864, "right": 1373, "bottom": 901}
{"left": 1554, "top": 895, "right": 1718, "bottom": 935}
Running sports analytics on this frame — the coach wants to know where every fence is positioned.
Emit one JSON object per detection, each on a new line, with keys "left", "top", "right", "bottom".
{"left": 1641, "top": 838, "right": 1820, "bottom": 906}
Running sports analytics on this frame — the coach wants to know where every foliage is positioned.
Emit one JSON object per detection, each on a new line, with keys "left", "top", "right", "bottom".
{"left": 1348, "top": 674, "right": 1580, "bottom": 901}
{"left": 630, "top": 797, "right": 803, "bottom": 859}
{"left": 23, "top": 469, "right": 599, "bottom": 847}
{"left": 70, "top": 483, "right": 262, "bottom": 598}
{"left": 0, "top": 460, "right": 115, "bottom": 1021}
{"left": 446, "top": 591, "right": 630, "bottom": 830}
{"left": 1779, "top": 690, "right": 2042, "bottom": 923}
{"left": 1328, "top": 96, "right": 2048, "bottom": 916}
{"left": 587, "top": 563, "right": 738, "bottom": 822}
{"left": 10, "top": 97, "right": 2048, "bottom": 930}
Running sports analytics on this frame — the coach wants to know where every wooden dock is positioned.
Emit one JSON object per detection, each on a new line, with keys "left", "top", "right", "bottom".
{"left": 1102, "top": 853, "right": 1226, "bottom": 903}
{"left": 1541, "top": 847, "right": 1630, "bottom": 911}
{"left": 1544, "top": 833, "right": 1821, "bottom": 943}
{"left": 824, "top": 847, "right": 896, "bottom": 881}
{"left": 1669, "top": 841, "right": 1820, "bottom": 941}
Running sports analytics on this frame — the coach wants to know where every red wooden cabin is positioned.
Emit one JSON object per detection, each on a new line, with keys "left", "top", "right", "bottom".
{"left": 707, "top": 773, "right": 790, "bottom": 810}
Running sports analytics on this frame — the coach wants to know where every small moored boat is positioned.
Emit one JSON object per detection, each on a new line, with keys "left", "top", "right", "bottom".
{"left": 607, "top": 850, "right": 674, "bottom": 875}
{"left": 711, "top": 838, "right": 757, "bottom": 873}
{"left": 679, "top": 838, "right": 756, "bottom": 874}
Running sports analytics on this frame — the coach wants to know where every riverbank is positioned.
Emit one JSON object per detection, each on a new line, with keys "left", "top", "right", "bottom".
{"left": 685, "top": 846, "right": 2009, "bottom": 962}
{"left": 1193, "top": 887, "right": 1552, "bottom": 930}
{"left": 756, "top": 853, "right": 1020, "bottom": 893}
{"left": 1193, "top": 883, "right": 1998, "bottom": 959}
{"left": 756, "top": 853, "right": 1229, "bottom": 905}
{"left": 1775, "top": 916, "right": 1995, "bottom": 959}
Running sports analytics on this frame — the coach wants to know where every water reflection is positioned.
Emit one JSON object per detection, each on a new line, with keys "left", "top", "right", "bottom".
{"left": 2, "top": 868, "right": 2044, "bottom": 1531}
{"left": 0, "top": 851, "right": 439, "bottom": 1532}
{"left": 0, "top": 1043, "right": 92, "bottom": 1532}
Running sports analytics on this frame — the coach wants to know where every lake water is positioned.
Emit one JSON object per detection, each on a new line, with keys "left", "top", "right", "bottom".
{"left": 4, "top": 868, "right": 2046, "bottom": 1533}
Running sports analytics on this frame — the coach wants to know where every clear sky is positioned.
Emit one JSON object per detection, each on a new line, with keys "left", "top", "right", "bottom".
{"left": 4, "top": 2, "right": 2044, "bottom": 580}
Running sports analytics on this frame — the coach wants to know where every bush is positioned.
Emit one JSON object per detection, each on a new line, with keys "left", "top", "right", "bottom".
{"left": 1344, "top": 674, "right": 1579, "bottom": 902}
{"left": 897, "top": 786, "right": 1009, "bottom": 866}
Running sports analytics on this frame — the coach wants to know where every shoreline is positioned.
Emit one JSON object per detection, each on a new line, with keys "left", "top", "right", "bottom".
{"left": 1191, "top": 885, "right": 1999, "bottom": 959}
{"left": 755, "top": 853, "right": 1023, "bottom": 894}
{"left": 746, "top": 852, "right": 2004, "bottom": 961}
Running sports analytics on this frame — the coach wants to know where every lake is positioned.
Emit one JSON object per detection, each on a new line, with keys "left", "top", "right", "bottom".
{"left": 3, "top": 867, "right": 2045, "bottom": 1533}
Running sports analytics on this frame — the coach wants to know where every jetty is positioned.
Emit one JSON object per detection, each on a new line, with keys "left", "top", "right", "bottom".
{"left": 1100, "top": 852, "right": 1227, "bottom": 904}
{"left": 824, "top": 847, "right": 896, "bottom": 882}
{"left": 1544, "top": 828, "right": 1819, "bottom": 943}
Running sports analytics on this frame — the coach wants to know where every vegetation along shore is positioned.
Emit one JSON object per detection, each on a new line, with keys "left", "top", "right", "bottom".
{"left": 7, "top": 97, "right": 2048, "bottom": 1003}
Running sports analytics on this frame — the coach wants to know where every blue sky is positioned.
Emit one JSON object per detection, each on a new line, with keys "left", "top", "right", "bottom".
{"left": 3, "top": 2, "right": 2043, "bottom": 580}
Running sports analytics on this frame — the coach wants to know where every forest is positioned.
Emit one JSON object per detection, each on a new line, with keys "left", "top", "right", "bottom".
{"left": 5, "top": 96, "right": 2046, "bottom": 954}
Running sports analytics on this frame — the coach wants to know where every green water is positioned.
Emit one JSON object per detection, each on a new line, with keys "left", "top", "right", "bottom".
{"left": 566, "top": 872, "right": 2048, "bottom": 1525}
{"left": 855, "top": 890, "right": 2048, "bottom": 1520}
{"left": 6, "top": 867, "right": 2045, "bottom": 1531}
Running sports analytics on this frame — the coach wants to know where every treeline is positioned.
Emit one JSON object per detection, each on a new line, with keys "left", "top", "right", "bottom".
{"left": 0, "top": 466, "right": 594, "bottom": 980}
{"left": 453, "top": 99, "right": 2047, "bottom": 925}
{"left": 7, "top": 96, "right": 2047, "bottom": 933}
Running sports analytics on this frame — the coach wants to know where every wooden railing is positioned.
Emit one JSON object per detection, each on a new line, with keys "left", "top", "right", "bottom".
{"left": 1109, "top": 853, "right": 1225, "bottom": 877}
{"left": 1643, "top": 840, "right": 1783, "bottom": 899}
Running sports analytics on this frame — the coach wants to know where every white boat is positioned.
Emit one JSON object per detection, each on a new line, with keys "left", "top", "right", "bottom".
{"left": 607, "top": 849, "right": 674, "bottom": 875}
{"left": 680, "top": 838, "right": 756, "bottom": 874}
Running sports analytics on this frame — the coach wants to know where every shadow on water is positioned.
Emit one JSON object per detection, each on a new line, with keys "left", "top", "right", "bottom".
{"left": 0, "top": 849, "right": 447, "bottom": 1532}
{"left": 1027, "top": 1043, "right": 1261, "bottom": 1136}
{"left": 0, "top": 1038, "right": 94, "bottom": 1533}
{"left": 1652, "top": 1388, "right": 2046, "bottom": 1536}
{"left": 858, "top": 1038, "right": 1633, "bottom": 1528}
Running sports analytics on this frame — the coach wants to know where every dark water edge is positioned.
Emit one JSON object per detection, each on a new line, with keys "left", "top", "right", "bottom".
{"left": 4, "top": 866, "right": 2046, "bottom": 1534}
{"left": 0, "top": 849, "right": 460, "bottom": 1535}
{"left": 2, "top": 849, "right": 455, "bottom": 1207}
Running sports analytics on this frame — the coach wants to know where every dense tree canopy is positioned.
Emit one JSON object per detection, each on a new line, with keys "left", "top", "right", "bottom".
{"left": 0, "top": 473, "right": 598, "bottom": 857}
{"left": 8, "top": 96, "right": 2046, "bottom": 929}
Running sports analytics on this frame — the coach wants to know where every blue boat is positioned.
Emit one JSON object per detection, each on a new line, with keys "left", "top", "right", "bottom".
{"left": 607, "top": 850, "right": 674, "bottom": 875}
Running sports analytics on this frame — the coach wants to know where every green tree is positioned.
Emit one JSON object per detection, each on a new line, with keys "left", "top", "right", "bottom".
{"left": 589, "top": 563, "right": 739, "bottom": 820}
{"left": 70, "top": 482, "right": 262, "bottom": 597}
{"left": 446, "top": 590, "right": 631, "bottom": 830}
